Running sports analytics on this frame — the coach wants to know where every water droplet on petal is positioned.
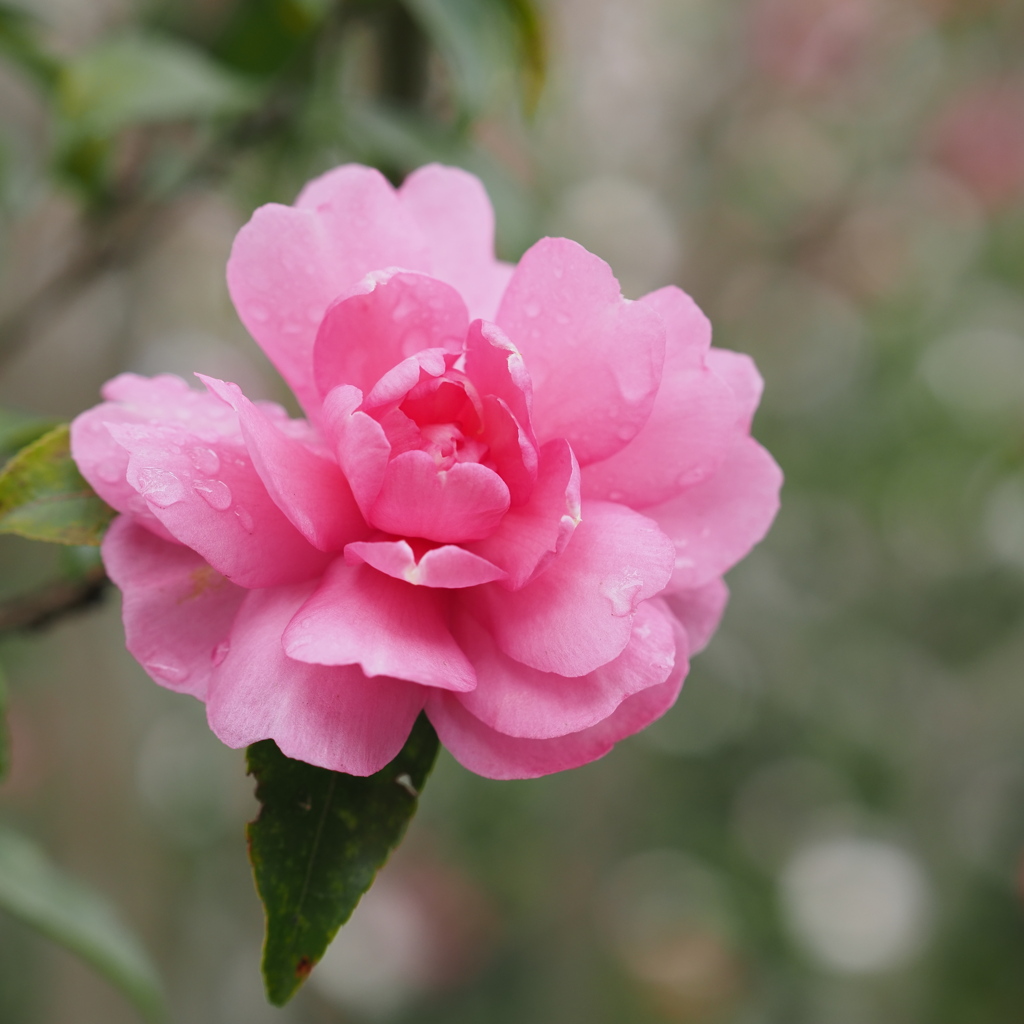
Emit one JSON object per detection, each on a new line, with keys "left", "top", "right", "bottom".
{"left": 608, "top": 490, "right": 624, "bottom": 502}
{"left": 187, "top": 446, "right": 220, "bottom": 475}
{"left": 145, "top": 659, "right": 190, "bottom": 684}
{"left": 211, "top": 640, "right": 230, "bottom": 666}
{"left": 555, "top": 312, "right": 571, "bottom": 325}
{"left": 136, "top": 467, "right": 185, "bottom": 508}
{"left": 250, "top": 305, "right": 269, "bottom": 322}
{"left": 524, "top": 301, "right": 541, "bottom": 318}
{"left": 234, "top": 506, "right": 254, "bottom": 533}
{"left": 96, "top": 460, "right": 123, "bottom": 483}
{"left": 193, "top": 478, "right": 233, "bottom": 511}
{"left": 617, "top": 426, "right": 634, "bottom": 441}
{"left": 600, "top": 570, "right": 644, "bottom": 617}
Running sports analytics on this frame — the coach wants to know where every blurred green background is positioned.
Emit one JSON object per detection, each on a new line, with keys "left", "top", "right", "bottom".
{"left": 3, "top": 0, "right": 1024, "bottom": 1021}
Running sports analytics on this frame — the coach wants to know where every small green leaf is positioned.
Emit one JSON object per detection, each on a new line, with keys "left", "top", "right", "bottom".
{"left": 0, "top": 424, "right": 115, "bottom": 545}
{"left": 0, "top": 408, "right": 61, "bottom": 468}
{"left": 247, "top": 713, "right": 440, "bottom": 1006}
{"left": 57, "top": 31, "right": 256, "bottom": 138}
{"left": 0, "top": 824, "right": 166, "bottom": 1022}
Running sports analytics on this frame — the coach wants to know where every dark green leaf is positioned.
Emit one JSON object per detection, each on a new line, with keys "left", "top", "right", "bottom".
{"left": 0, "top": 408, "right": 61, "bottom": 469}
{"left": 0, "top": 824, "right": 166, "bottom": 1022}
{"left": 0, "top": 424, "right": 115, "bottom": 546}
{"left": 57, "top": 31, "right": 256, "bottom": 138}
{"left": 247, "top": 713, "right": 440, "bottom": 1006}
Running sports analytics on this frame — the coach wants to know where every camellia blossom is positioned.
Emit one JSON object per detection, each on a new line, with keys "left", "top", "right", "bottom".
{"left": 71, "top": 164, "right": 781, "bottom": 780}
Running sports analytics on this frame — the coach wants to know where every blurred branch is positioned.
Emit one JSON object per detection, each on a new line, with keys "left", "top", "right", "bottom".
{"left": 0, "top": 563, "right": 108, "bottom": 634}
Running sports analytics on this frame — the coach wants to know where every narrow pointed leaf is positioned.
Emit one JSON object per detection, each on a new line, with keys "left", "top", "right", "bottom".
{"left": 0, "top": 824, "right": 166, "bottom": 1022}
{"left": 0, "top": 423, "right": 115, "bottom": 545}
{"left": 246, "top": 713, "right": 440, "bottom": 1006}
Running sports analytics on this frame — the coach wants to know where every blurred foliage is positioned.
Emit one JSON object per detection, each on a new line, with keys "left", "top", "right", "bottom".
{"left": 3, "top": 0, "right": 1024, "bottom": 1023}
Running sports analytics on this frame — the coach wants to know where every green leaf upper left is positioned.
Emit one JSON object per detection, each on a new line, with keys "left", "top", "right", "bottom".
{"left": 0, "top": 824, "right": 166, "bottom": 1022}
{"left": 0, "top": 424, "right": 115, "bottom": 545}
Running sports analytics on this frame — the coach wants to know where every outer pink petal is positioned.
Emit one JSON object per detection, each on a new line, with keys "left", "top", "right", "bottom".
{"left": 206, "top": 583, "right": 424, "bottom": 776}
{"left": 453, "top": 599, "right": 676, "bottom": 739}
{"left": 478, "top": 501, "right": 675, "bottom": 676}
{"left": 581, "top": 364, "right": 738, "bottom": 508}
{"left": 638, "top": 286, "right": 712, "bottom": 370}
{"left": 321, "top": 385, "right": 391, "bottom": 515}
{"left": 398, "top": 164, "right": 514, "bottom": 321}
{"left": 312, "top": 272, "right": 467, "bottom": 399}
{"left": 496, "top": 238, "right": 666, "bottom": 465}
{"left": 107, "top": 421, "right": 332, "bottom": 589}
{"left": 464, "top": 438, "right": 580, "bottom": 590}
{"left": 705, "top": 348, "right": 764, "bottom": 432}
{"left": 369, "top": 451, "right": 510, "bottom": 544}
{"left": 282, "top": 559, "right": 476, "bottom": 692}
{"left": 344, "top": 540, "right": 506, "bottom": 588}
{"left": 648, "top": 437, "right": 783, "bottom": 590}
{"left": 227, "top": 166, "right": 430, "bottom": 415}
{"left": 581, "top": 283, "right": 741, "bottom": 507}
{"left": 102, "top": 516, "right": 246, "bottom": 699}
{"left": 664, "top": 578, "right": 729, "bottom": 655}
{"left": 428, "top": 670, "right": 684, "bottom": 780}
{"left": 71, "top": 373, "right": 241, "bottom": 541}
{"left": 198, "top": 375, "right": 365, "bottom": 552}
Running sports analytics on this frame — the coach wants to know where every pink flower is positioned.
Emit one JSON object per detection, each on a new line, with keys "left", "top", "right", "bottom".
{"left": 71, "top": 165, "right": 781, "bottom": 779}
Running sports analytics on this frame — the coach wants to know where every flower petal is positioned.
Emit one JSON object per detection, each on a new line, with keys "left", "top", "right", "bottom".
{"left": 345, "top": 540, "right": 506, "bottom": 587}
{"left": 463, "top": 319, "right": 535, "bottom": 443}
{"left": 464, "top": 438, "right": 580, "bottom": 590}
{"left": 649, "top": 437, "right": 783, "bottom": 590}
{"left": 705, "top": 348, "right": 764, "bottom": 432}
{"left": 478, "top": 501, "right": 675, "bottom": 676}
{"left": 496, "top": 238, "right": 666, "bottom": 465}
{"left": 206, "top": 583, "right": 425, "bottom": 776}
{"left": 664, "top": 578, "right": 729, "bottom": 655}
{"left": 313, "top": 271, "right": 468, "bottom": 399}
{"left": 369, "top": 450, "right": 510, "bottom": 544}
{"left": 321, "top": 385, "right": 391, "bottom": 516}
{"left": 398, "top": 163, "right": 514, "bottom": 321}
{"left": 198, "top": 375, "right": 365, "bottom": 552}
{"left": 427, "top": 658, "right": 686, "bottom": 780}
{"left": 282, "top": 559, "right": 476, "bottom": 691}
{"left": 102, "top": 516, "right": 246, "bottom": 699}
{"left": 227, "top": 165, "right": 430, "bottom": 414}
{"left": 70, "top": 373, "right": 240, "bottom": 542}
{"left": 107, "top": 420, "right": 332, "bottom": 589}
{"left": 453, "top": 598, "right": 676, "bottom": 739}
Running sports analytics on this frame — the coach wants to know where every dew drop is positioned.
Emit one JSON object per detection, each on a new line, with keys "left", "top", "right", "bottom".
{"left": 234, "top": 506, "right": 254, "bottom": 533}
{"left": 187, "top": 446, "right": 220, "bottom": 475}
{"left": 96, "top": 460, "right": 123, "bottom": 483}
{"left": 555, "top": 312, "right": 571, "bottom": 325}
{"left": 211, "top": 640, "right": 231, "bottom": 666}
{"left": 524, "top": 301, "right": 541, "bottom": 318}
{"left": 250, "top": 305, "right": 270, "bottom": 322}
{"left": 136, "top": 467, "right": 185, "bottom": 508}
{"left": 144, "top": 659, "right": 190, "bottom": 684}
{"left": 600, "top": 570, "right": 644, "bottom": 617}
{"left": 608, "top": 490, "right": 624, "bottom": 502}
{"left": 193, "top": 478, "right": 233, "bottom": 511}
{"left": 283, "top": 321, "right": 301, "bottom": 335}
{"left": 617, "top": 426, "right": 634, "bottom": 441}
